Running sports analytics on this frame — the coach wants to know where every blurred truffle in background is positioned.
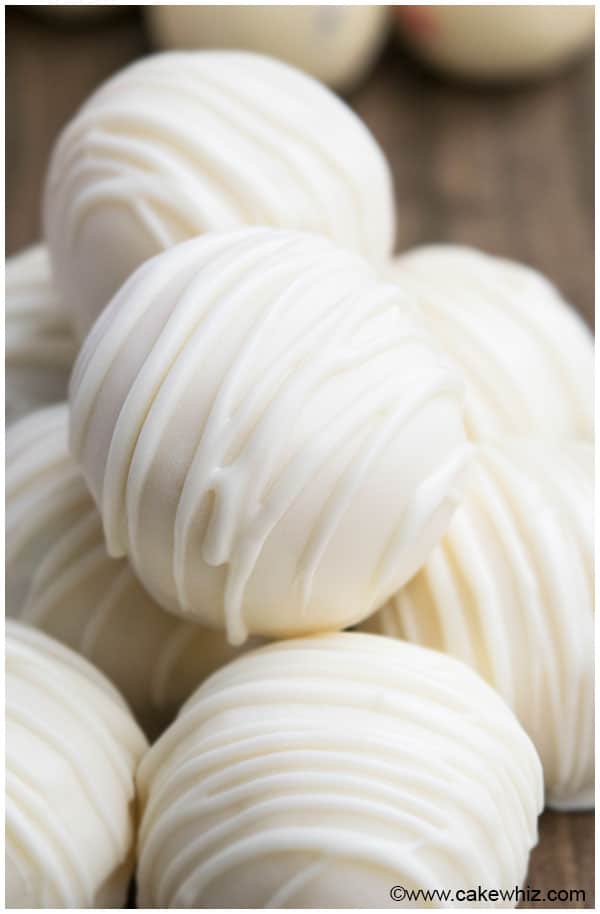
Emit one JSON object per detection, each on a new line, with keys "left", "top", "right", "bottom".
{"left": 394, "top": 5, "right": 595, "bottom": 83}
{"left": 145, "top": 5, "right": 390, "bottom": 92}
{"left": 22, "top": 5, "right": 595, "bottom": 93}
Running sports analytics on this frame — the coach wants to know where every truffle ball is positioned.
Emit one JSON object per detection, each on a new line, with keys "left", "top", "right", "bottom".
{"left": 387, "top": 246, "right": 593, "bottom": 440}
{"left": 6, "top": 620, "right": 147, "bottom": 908}
{"left": 6, "top": 245, "right": 76, "bottom": 424}
{"left": 136, "top": 632, "right": 543, "bottom": 908}
{"left": 44, "top": 50, "right": 395, "bottom": 338}
{"left": 6, "top": 403, "right": 258, "bottom": 738}
{"left": 394, "top": 5, "right": 594, "bottom": 82}
{"left": 363, "top": 440, "right": 594, "bottom": 811}
{"left": 70, "top": 229, "right": 471, "bottom": 644}
{"left": 146, "top": 6, "right": 389, "bottom": 92}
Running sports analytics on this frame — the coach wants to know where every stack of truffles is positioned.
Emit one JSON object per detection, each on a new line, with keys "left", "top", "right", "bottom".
{"left": 6, "top": 51, "right": 593, "bottom": 909}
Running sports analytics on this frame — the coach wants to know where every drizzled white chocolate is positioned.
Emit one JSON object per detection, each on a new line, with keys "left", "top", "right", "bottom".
{"left": 6, "top": 245, "right": 76, "bottom": 424}
{"left": 137, "top": 633, "right": 543, "bottom": 908}
{"left": 6, "top": 621, "right": 147, "bottom": 908}
{"left": 44, "top": 50, "right": 395, "bottom": 337}
{"left": 70, "top": 229, "right": 471, "bottom": 644}
{"left": 6, "top": 404, "right": 257, "bottom": 738}
{"left": 364, "top": 440, "right": 594, "bottom": 810}
{"left": 387, "top": 246, "right": 593, "bottom": 440}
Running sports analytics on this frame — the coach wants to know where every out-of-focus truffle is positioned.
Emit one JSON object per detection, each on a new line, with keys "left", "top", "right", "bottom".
{"left": 44, "top": 50, "right": 395, "bottom": 337}
{"left": 6, "top": 245, "right": 76, "bottom": 424}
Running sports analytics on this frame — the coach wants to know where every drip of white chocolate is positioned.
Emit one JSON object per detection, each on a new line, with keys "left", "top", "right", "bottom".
{"left": 137, "top": 632, "right": 543, "bottom": 908}
{"left": 6, "top": 403, "right": 258, "bottom": 738}
{"left": 70, "top": 229, "right": 471, "bottom": 644}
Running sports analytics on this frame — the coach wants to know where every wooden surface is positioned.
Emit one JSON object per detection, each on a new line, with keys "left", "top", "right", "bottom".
{"left": 5, "top": 6, "right": 594, "bottom": 909}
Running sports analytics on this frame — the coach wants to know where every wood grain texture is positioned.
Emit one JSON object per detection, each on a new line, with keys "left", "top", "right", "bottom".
{"left": 352, "top": 42, "right": 594, "bottom": 327}
{"left": 5, "top": 7, "right": 594, "bottom": 909}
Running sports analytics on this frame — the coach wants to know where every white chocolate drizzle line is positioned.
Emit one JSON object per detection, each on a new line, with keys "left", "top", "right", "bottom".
{"left": 484, "top": 446, "right": 592, "bottom": 803}
{"left": 6, "top": 770, "right": 92, "bottom": 906}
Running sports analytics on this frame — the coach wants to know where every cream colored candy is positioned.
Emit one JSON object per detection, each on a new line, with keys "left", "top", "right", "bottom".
{"left": 6, "top": 404, "right": 257, "bottom": 739}
{"left": 387, "top": 246, "right": 593, "bottom": 440}
{"left": 137, "top": 632, "right": 543, "bottom": 908}
{"left": 363, "top": 440, "right": 594, "bottom": 811}
{"left": 146, "top": 6, "right": 389, "bottom": 92}
{"left": 394, "top": 5, "right": 594, "bottom": 82}
{"left": 70, "top": 229, "right": 471, "bottom": 644}
{"left": 44, "top": 50, "right": 395, "bottom": 338}
{"left": 6, "top": 244, "right": 76, "bottom": 425}
{"left": 6, "top": 620, "right": 147, "bottom": 908}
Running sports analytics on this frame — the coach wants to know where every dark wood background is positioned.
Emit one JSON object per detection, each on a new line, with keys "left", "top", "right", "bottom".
{"left": 5, "top": 6, "right": 594, "bottom": 908}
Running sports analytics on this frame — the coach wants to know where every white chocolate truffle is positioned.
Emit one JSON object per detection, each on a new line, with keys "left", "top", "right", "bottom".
{"left": 363, "top": 440, "right": 594, "bottom": 811}
{"left": 394, "top": 6, "right": 594, "bottom": 82}
{"left": 6, "top": 620, "right": 147, "bottom": 909}
{"left": 6, "top": 245, "right": 76, "bottom": 425}
{"left": 6, "top": 404, "right": 257, "bottom": 738}
{"left": 137, "top": 632, "right": 543, "bottom": 908}
{"left": 44, "top": 50, "right": 395, "bottom": 338}
{"left": 387, "top": 246, "right": 593, "bottom": 440}
{"left": 70, "top": 229, "right": 471, "bottom": 645}
{"left": 146, "top": 6, "right": 389, "bottom": 92}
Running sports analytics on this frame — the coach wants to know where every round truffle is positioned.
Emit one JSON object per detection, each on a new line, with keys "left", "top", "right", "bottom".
{"left": 394, "top": 5, "right": 594, "bottom": 82}
{"left": 6, "top": 245, "right": 76, "bottom": 424}
{"left": 6, "top": 403, "right": 258, "bottom": 738}
{"left": 387, "top": 246, "right": 593, "bottom": 440}
{"left": 44, "top": 50, "right": 395, "bottom": 338}
{"left": 70, "top": 229, "right": 471, "bottom": 644}
{"left": 363, "top": 440, "right": 594, "bottom": 811}
{"left": 137, "top": 632, "right": 543, "bottom": 908}
{"left": 146, "top": 6, "right": 389, "bottom": 92}
{"left": 6, "top": 620, "right": 147, "bottom": 908}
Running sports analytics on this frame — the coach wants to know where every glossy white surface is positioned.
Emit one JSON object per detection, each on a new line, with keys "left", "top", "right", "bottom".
{"left": 387, "top": 246, "right": 593, "bottom": 440}
{"left": 137, "top": 632, "right": 543, "bottom": 908}
{"left": 44, "top": 50, "right": 395, "bottom": 337}
{"left": 6, "top": 245, "right": 76, "bottom": 424}
{"left": 6, "top": 404, "right": 257, "bottom": 738}
{"left": 70, "top": 229, "right": 470, "bottom": 644}
{"left": 6, "top": 620, "right": 147, "bottom": 909}
{"left": 364, "top": 440, "right": 594, "bottom": 811}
